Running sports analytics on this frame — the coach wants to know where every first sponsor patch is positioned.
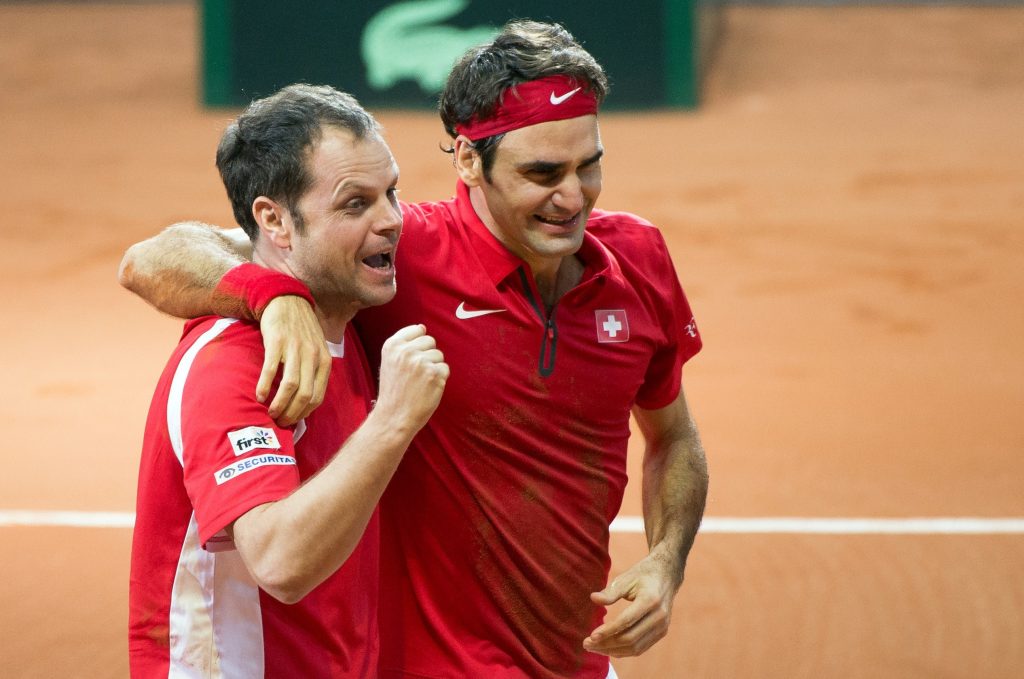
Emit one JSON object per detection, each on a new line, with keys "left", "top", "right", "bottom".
{"left": 214, "top": 454, "right": 296, "bottom": 485}
{"left": 227, "top": 426, "right": 281, "bottom": 456}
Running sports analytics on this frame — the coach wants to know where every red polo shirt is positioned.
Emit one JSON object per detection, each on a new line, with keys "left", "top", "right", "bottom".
{"left": 129, "top": 317, "right": 379, "bottom": 678}
{"left": 356, "top": 182, "right": 701, "bottom": 679}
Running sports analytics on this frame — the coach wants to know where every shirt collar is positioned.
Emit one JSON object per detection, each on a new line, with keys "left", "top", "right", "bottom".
{"left": 453, "top": 180, "right": 618, "bottom": 287}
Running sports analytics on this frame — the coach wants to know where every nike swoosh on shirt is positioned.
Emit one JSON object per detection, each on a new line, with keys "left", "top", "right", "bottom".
{"left": 549, "top": 87, "right": 581, "bottom": 105}
{"left": 455, "top": 302, "right": 506, "bottom": 320}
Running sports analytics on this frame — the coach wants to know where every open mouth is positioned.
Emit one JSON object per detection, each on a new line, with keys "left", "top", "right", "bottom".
{"left": 535, "top": 213, "right": 580, "bottom": 227}
{"left": 361, "top": 252, "right": 393, "bottom": 269}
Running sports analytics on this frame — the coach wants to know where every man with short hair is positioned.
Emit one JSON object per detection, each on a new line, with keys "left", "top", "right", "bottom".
{"left": 122, "top": 20, "right": 707, "bottom": 679}
{"left": 127, "top": 83, "right": 448, "bottom": 678}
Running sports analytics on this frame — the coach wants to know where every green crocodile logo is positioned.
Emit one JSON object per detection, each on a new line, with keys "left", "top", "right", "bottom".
{"left": 361, "top": 0, "right": 498, "bottom": 93}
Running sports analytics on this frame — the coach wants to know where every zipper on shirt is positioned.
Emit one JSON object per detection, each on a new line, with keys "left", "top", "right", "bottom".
{"left": 517, "top": 268, "right": 557, "bottom": 377}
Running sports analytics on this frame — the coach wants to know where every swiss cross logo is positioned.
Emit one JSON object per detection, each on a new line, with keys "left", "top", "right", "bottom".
{"left": 595, "top": 309, "right": 629, "bottom": 343}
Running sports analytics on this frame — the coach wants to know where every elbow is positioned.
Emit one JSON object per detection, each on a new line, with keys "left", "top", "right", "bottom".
{"left": 264, "top": 587, "right": 309, "bottom": 606}
{"left": 234, "top": 506, "right": 363, "bottom": 604}
{"left": 234, "top": 507, "right": 323, "bottom": 604}
{"left": 251, "top": 540, "right": 360, "bottom": 604}
{"left": 117, "top": 222, "right": 195, "bottom": 293}
{"left": 250, "top": 561, "right": 314, "bottom": 605}
{"left": 117, "top": 244, "right": 141, "bottom": 291}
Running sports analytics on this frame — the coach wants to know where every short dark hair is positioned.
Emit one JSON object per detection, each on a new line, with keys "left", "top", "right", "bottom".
{"left": 439, "top": 20, "right": 609, "bottom": 179}
{"left": 216, "top": 84, "right": 380, "bottom": 240}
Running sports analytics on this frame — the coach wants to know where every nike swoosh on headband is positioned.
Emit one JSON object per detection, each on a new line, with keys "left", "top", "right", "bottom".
{"left": 549, "top": 87, "right": 582, "bottom": 105}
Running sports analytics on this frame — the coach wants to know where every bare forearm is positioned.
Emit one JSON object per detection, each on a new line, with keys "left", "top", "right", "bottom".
{"left": 233, "top": 325, "right": 448, "bottom": 603}
{"left": 234, "top": 409, "right": 418, "bottom": 603}
{"left": 643, "top": 439, "right": 707, "bottom": 583}
{"left": 637, "top": 398, "right": 709, "bottom": 589}
{"left": 118, "top": 221, "right": 252, "bottom": 319}
{"left": 584, "top": 395, "right": 707, "bottom": 657}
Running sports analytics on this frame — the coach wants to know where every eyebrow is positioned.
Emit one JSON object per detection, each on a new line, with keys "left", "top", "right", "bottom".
{"left": 331, "top": 180, "right": 361, "bottom": 201}
{"left": 330, "top": 172, "right": 399, "bottom": 202}
{"left": 517, "top": 148, "right": 604, "bottom": 174}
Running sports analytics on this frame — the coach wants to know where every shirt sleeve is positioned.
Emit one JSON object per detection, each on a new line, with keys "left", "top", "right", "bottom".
{"left": 173, "top": 324, "right": 301, "bottom": 549}
{"left": 634, "top": 229, "right": 703, "bottom": 410}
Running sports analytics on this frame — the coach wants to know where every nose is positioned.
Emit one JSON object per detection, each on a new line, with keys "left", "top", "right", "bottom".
{"left": 552, "top": 174, "right": 587, "bottom": 215}
{"left": 372, "top": 197, "right": 403, "bottom": 237}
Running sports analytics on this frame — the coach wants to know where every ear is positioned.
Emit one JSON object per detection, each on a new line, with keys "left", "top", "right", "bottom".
{"left": 454, "top": 136, "right": 484, "bottom": 187}
{"left": 252, "top": 196, "right": 293, "bottom": 249}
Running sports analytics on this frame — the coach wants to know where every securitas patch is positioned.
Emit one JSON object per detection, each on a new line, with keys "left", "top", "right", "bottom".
{"left": 227, "top": 426, "right": 280, "bottom": 456}
{"left": 214, "top": 454, "right": 296, "bottom": 485}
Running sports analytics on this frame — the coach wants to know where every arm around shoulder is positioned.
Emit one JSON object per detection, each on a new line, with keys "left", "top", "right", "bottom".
{"left": 120, "top": 221, "right": 332, "bottom": 425}
{"left": 118, "top": 221, "right": 252, "bottom": 318}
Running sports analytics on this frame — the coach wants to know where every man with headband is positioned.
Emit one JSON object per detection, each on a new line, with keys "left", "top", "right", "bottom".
{"left": 120, "top": 20, "right": 708, "bottom": 678}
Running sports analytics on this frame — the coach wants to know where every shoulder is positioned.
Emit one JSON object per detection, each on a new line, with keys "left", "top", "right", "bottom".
{"left": 396, "top": 198, "right": 462, "bottom": 271}
{"left": 588, "top": 209, "right": 657, "bottom": 231}
{"left": 586, "top": 209, "right": 675, "bottom": 269}
{"left": 177, "top": 316, "right": 264, "bottom": 391}
{"left": 400, "top": 198, "right": 456, "bottom": 237}
{"left": 181, "top": 316, "right": 262, "bottom": 358}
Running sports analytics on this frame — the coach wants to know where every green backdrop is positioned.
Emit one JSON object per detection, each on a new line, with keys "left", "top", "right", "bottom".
{"left": 202, "top": 0, "right": 722, "bottom": 109}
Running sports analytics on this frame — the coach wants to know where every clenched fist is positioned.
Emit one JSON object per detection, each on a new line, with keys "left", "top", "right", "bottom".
{"left": 374, "top": 324, "right": 449, "bottom": 434}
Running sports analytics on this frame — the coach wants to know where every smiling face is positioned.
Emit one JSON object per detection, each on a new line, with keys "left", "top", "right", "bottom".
{"left": 286, "top": 125, "right": 402, "bottom": 321}
{"left": 459, "top": 115, "right": 603, "bottom": 279}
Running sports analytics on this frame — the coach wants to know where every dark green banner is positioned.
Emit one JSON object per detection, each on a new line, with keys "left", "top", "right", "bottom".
{"left": 202, "top": 0, "right": 721, "bottom": 109}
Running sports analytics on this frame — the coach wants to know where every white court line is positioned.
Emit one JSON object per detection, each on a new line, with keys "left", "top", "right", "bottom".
{"left": 612, "top": 516, "right": 1024, "bottom": 534}
{"left": 3, "top": 511, "right": 1024, "bottom": 534}
{"left": 0, "top": 510, "right": 135, "bottom": 528}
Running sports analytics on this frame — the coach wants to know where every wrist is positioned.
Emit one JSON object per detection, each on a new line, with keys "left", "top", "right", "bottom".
{"left": 215, "top": 263, "right": 314, "bottom": 320}
{"left": 365, "top": 401, "right": 422, "bottom": 443}
{"left": 646, "top": 539, "right": 687, "bottom": 587}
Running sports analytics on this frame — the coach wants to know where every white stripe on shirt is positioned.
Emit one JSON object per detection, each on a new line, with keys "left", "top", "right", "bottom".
{"left": 165, "top": 318, "right": 265, "bottom": 678}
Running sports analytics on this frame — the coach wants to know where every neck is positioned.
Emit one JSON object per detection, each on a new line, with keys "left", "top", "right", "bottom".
{"left": 536, "top": 255, "right": 584, "bottom": 311}
{"left": 253, "top": 249, "right": 351, "bottom": 344}
{"left": 467, "top": 186, "right": 584, "bottom": 310}
{"left": 315, "top": 306, "right": 353, "bottom": 344}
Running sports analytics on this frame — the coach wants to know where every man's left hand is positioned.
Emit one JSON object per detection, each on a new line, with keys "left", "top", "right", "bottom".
{"left": 583, "top": 554, "right": 679, "bottom": 657}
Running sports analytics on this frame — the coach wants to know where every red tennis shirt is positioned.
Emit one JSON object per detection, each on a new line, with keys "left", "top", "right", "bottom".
{"left": 355, "top": 181, "right": 702, "bottom": 678}
{"left": 129, "top": 317, "right": 379, "bottom": 678}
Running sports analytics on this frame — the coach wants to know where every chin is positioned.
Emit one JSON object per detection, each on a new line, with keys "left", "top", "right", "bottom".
{"left": 362, "top": 284, "right": 397, "bottom": 309}
{"left": 544, "top": 232, "right": 586, "bottom": 257}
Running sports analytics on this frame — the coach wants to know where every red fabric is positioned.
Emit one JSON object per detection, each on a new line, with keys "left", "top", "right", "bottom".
{"left": 455, "top": 75, "right": 599, "bottom": 141}
{"left": 129, "top": 318, "right": 379, "bottom": 678}
{"left": 355, "top": 184, "right": 700, "bottom": 678}
{"left": 216, "top": 262, "right": 315, "bottom": 319}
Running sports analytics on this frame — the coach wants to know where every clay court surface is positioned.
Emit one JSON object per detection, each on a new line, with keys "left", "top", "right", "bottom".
{"left": 1, "top": 3, "right": 1022, "bottom": 677}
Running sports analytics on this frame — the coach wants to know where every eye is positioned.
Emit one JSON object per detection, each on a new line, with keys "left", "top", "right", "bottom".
{"left": 579, "top": 162, "right": 601, "bottom": 180}
{"left": 344, "top": 197, "right": 367, "bottom": 211}
{"left": 527, "top": 169, "right": 562, "bottom": 187}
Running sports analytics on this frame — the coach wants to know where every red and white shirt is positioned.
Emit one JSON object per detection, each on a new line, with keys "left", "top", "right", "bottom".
{"left": 356, "top": 182, "right": 701, "bottom": 679}
{"left": 129, "top": 317, "right": 379, "bottom": 678}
